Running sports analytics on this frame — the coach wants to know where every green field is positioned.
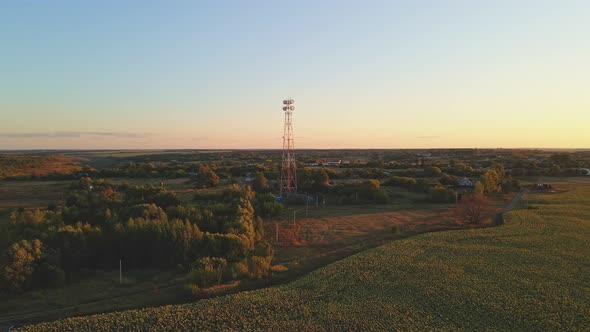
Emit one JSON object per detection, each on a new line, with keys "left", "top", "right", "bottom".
{"left": 0, "top": 270, "right": 187, "bottom": 328}
{"left": 0, "top": 180, "right": 74, "bottom": 210}
{"left": 20, "top": 183, "right": 590, "bottom": 331}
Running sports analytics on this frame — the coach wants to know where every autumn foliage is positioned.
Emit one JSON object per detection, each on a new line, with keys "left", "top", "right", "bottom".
{"left": 455, "top": 193, "right": 494, "bottom": 224}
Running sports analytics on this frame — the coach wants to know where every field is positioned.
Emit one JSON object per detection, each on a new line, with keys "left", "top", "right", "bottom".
{"left": 0, "top": 181, "right": 74, "bottom": 211}
{"left": 0, "top": 154, "right": 83, "bottom": 178}
{"left": 0, "top": 270, "right": 187, "bottom": 328}
{"left": 20, "top": 182, "right": 590, "bottom": 331}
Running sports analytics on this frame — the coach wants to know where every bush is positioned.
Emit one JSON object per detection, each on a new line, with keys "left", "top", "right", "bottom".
{"left": 34, "top": 263, "right": 66, "bottom": 288}
{"left": 334, "top": 180, "right": 389, "bottom": 204}
{"left": 454, "top": 194, "right": 493, "bottom": 224}
{"left": 186, "top": 283, "right": 202, "bottom": 297}
{"left": 424, "top": 166, "right": 442, "bottom": 177}
{"left": 188, "top": 257, "right": 227, "bottom": 288}
{"left": 249, "top": 256, "right": 271, "bottom": 279}
{"left": 427, "top": 186, "right": 456, "bottom": 203}
{"left": 439, "top": 174, "right": 458, "bottom": 186}
{"left": 382, "top": 176, "right": 416, "bottom": 189}
{"left": 224, "top": 261, "right": 250, "bottom": 280}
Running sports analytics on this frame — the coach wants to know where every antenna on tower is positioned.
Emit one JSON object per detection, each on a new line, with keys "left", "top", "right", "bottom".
{"left": 280, "top": 98, "right": 297, "bottom": 197}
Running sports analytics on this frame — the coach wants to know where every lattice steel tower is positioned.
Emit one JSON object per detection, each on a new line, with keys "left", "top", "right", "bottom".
{"left": 280, "top": 98, "right": 297, "bottom": 196}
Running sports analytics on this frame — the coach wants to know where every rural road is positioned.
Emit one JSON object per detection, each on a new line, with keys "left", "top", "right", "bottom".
{"left": 495, "top": 189, "right": 528, "bottom": 225}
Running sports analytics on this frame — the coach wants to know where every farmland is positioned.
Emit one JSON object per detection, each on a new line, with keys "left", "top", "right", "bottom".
{"left": 0, "top": 154, "right": 83, "bottom": 178}
{"left": 19, "top": 180, "right": 590, "bottom": 331}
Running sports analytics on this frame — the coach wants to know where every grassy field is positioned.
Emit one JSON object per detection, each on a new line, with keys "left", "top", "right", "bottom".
{"left": 0, "top": 180, "right": 74, "bottom": 210}
{"left": 0, "top": 270, "right": 188, "bottom": 329}
{"left": 19, "top": 182, "right": 590, "bottom": 331}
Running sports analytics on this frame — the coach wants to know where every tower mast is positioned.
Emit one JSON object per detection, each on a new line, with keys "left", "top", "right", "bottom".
{"left": 280, "top": 98, "right": 297, "bottom": 196}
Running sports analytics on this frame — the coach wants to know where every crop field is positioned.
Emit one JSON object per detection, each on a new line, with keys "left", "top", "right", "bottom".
{"left": 20, "top": 182, "right": 590, "bottom": 331}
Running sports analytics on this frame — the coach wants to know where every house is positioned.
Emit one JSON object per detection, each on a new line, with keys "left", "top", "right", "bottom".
{"left": 244, "top": 176, "right": 254, "bottom": 189}
{"left": 457, "top": 177, "right": 475, "bottom": 187}
{"left": 323, "top": 161, "right": 341, "bottom": 167}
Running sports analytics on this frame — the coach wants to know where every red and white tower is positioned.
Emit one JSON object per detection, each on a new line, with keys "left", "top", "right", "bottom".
{"left": 280, "top": 98, "right": 297, "bottom": 196}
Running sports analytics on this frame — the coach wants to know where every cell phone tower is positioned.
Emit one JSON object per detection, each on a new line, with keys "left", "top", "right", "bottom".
{"left": 280, "top": 98, "right": 297, "bottom": 196}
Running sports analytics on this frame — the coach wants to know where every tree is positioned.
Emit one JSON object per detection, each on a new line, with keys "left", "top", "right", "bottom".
{"left": 188, "top": 257, "right": 228, "bottom": 288}
{"left": 549, "top": 165, "right": 561, "bottom": 176}
{"left": 480, "top": 169, "right": 502, "bottom": 194}
{"left": 455, "top": 194, "right": 493, "bottom": 224}
{"left": 427, "top": 186, "right": 456, "bottom": 203}
{"left": 424, "top": 166, "right": 442, "bottom": 177}
{"left": 253, "top": 194, "right": 284, "bottom": 219}
{"left": 502, "top": 176, "right": 521, "bottom": 193}
{"left": 490, "top": 162, "right": 505, "bottom": 178}
{"left": 312, "top": 168, "right": 330, "bottom": 191}
{"left": 252, "top": 172, "right": 268, "bottom": 192}
{"left": 193, "top": 165, "right": 220, "bottom": 189}
{"left": 474, "top": 181, "right": 485, "bottom": 195}
{"left": 249, "top": 256, "right": 271, "bottom": 279}
{"left": 3, "top": 239, "right": 43, "bottom": 292}
{"left": 550, "top": 153, "right": 572, "bottom": 165}
{"left": 440, "top": 173, "right": 457, "bottom": 186}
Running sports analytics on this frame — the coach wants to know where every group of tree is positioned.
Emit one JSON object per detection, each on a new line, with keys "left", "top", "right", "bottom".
{"left": 333, "top": 180, "right": 389, "bottom": 204}
{"left": 191, "top": 164, "right": 220, "bottom": 188}
{"left": 0, "top": 178, "right": 273, "bottom": 294}
{"left": 381, "top": 176, "right": 456, "bottom": 203}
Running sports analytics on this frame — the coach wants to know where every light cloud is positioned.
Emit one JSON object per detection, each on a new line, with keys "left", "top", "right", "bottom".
{"left": 0, "top": 131, "right": 154, "bottom": 138}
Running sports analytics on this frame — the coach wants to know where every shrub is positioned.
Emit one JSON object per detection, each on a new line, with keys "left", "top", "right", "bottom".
{"left": 224, "top": 261, "right": 250, "bottom": 280}
{"left": 249, "top": 256, "right": 272, "bottom": 279}
{"left": 427, "top": 186, "right": 456, "bottom": 203}
{"left": 382, "top": 176, "right": 417, "bottom": 189}
{"left": 188, "top": 257, "right": 227, "bottom": 288}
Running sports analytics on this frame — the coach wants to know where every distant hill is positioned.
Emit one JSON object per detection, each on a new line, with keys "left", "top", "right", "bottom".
{"left": 21, "top": 181, "right": 590, "bottom": 331}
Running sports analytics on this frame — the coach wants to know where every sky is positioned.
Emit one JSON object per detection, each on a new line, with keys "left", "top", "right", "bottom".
{"left": 1, "top": 0, "right": 589, "bottom": 149}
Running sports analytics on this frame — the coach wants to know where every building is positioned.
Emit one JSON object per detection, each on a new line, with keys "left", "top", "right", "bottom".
{"left": 244, "top": 175, "right": 254, "bottom": 190}
{"left": 323, "top": 161, "right": 341, "bottom": 167}
{"left": 457, "top": 177, "right": 475, "bottom": 187}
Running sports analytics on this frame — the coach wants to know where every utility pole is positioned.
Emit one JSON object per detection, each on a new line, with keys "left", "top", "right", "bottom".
{"left": 293, "top": 209, "right": 296, "bottom": 225}
{"left": 275, "top": 222, "right": 279, "bottom": 244}
{"left": 119, "top": 259, "right": 122, "bottom": 284}
{"left": 306, "top": 196, "right": 309, "bottom": 217}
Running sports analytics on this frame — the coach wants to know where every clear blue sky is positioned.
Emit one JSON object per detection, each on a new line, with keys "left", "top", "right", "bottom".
{"left": 1, "top": 0, "right": 589, "bottom": 149}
